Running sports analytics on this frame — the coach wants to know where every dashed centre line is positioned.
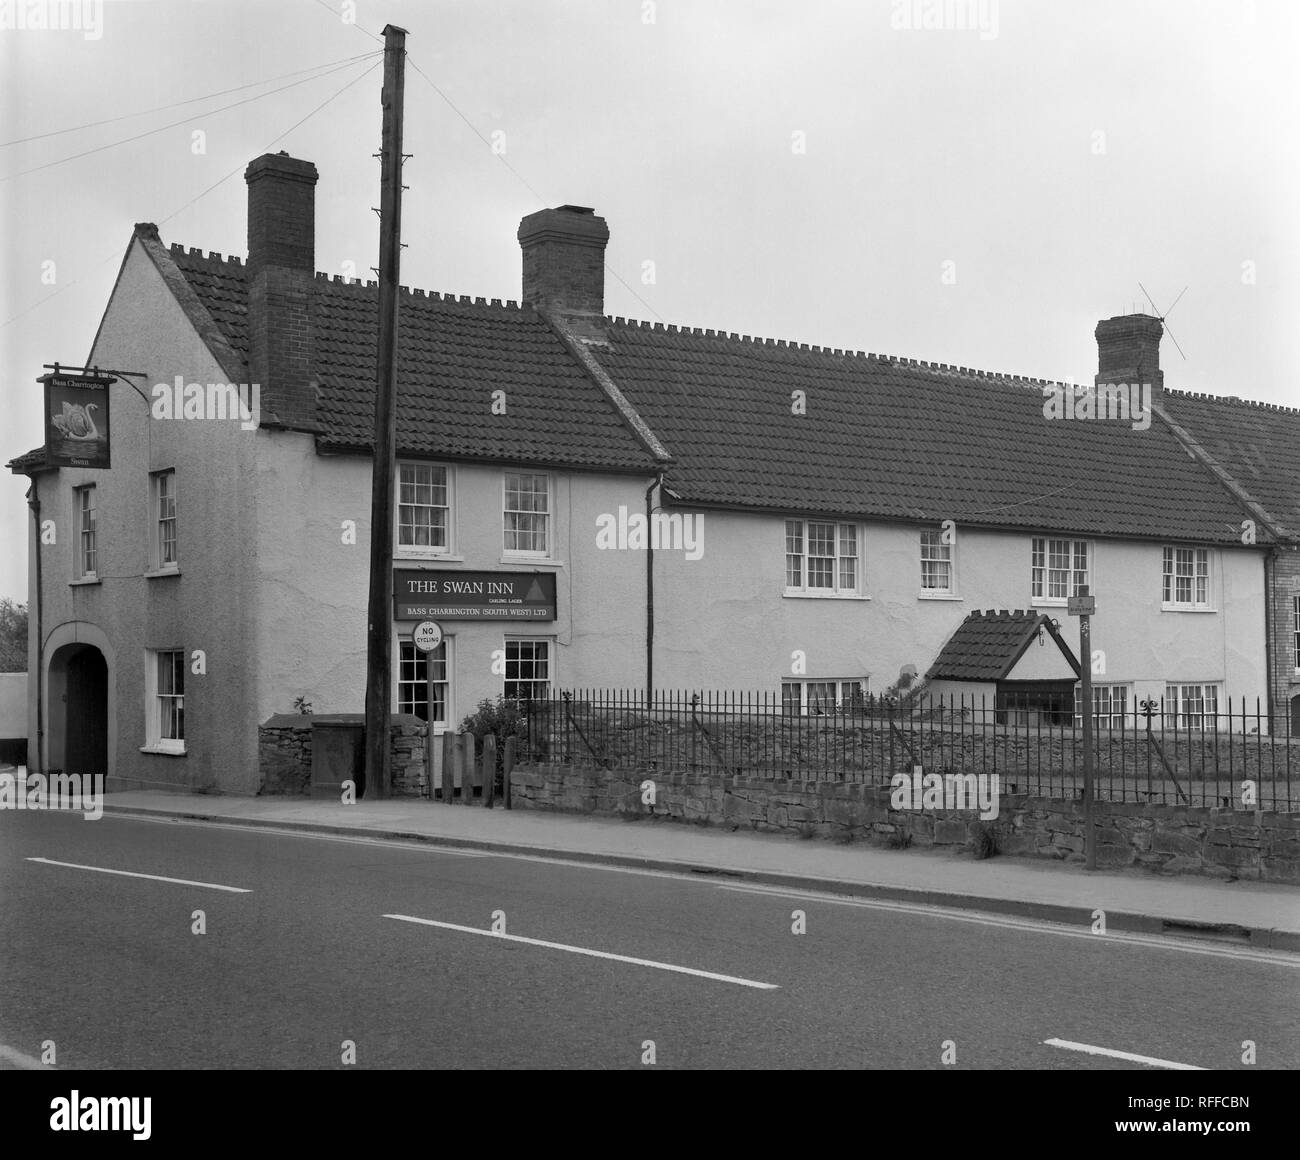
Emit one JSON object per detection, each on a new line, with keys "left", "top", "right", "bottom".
{"left": 26, "top": 857, "right": 251, "bottom": 893}
{"left": 0, "top": 1044, "right": 48, "bottom": 1070}
{"left": 1043, "top": 1037, "right": 1205, "bottom": 1070}
{"left": 383, "top": 914, "right": 780, "bottom": 990}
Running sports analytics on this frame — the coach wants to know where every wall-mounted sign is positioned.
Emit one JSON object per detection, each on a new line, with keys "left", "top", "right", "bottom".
{"left": 42, "top": 372, "right": 112, "bottom": 469}
{"left": 394, "top": 570, "right": 556, "bottom": 621}
{"left": 412, "top": 621, "right": 443, "bottom": 652}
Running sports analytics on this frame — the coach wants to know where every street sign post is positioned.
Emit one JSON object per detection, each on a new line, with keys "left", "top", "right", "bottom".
{"left": 1069, "top": 585, "right": 1097, "bottom": 871}
{"left": 412, "top": 620, "right": 443, "bottom": 802}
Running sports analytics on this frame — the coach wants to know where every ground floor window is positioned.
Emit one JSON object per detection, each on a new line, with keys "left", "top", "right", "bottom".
{"left": 146, "top": 648, "right": 185, "bottom": 752}
{"left": 397, "top": 640, "right": 448, "bottom": 725}
{"left": 781, "top": 679, "right": 866, "bottom": 716}
{"left": 504, "top": 639, "right": 551, "bottom": 700}
{"left": 1164, "top": 683, "right": 1220, "bottom": 731}
{"left": 1073, "top": 683, "right": 1130, "bottom": 729}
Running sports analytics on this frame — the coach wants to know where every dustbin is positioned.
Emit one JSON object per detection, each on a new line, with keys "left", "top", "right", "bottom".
{"left": 310, "top": 717, "right": 366, "bottom": 800}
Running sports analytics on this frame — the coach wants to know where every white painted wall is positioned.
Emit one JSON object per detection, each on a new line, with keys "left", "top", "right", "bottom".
{"left": 31, "top": 237, "right": 263, "bottom": 791}
{"left": 0, "top": 673, "right": 26, "bottom": 739}
{"left": 650, "top": 510, "right": 1269, "bottom": 705}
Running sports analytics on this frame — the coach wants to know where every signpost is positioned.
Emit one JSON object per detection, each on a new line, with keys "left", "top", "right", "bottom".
{"left": 413, "top": 621, "right": 442, "bottom": 802}
{"left": 1069, "top": 585, "right": 1097, "bottom": 871}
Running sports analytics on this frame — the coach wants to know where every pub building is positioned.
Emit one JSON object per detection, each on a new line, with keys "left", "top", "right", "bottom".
{"left": 8, "top": 151, "right": 1290, "bottom": 796}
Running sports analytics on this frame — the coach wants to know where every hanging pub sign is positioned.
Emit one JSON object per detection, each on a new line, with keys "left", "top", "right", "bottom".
{"left": 394, "top": 570, "right": 556, "bottom": 621}
{"left": 41, "top": 372, "right": 112, "bottom": 468}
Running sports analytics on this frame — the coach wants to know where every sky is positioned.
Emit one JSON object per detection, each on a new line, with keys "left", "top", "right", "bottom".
{"left": 1, "top": 0, "right": 1297, "bottom": 605}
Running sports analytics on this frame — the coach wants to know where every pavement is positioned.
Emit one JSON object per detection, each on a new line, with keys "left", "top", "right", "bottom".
{"left": 90, "top": 788, "right": 1300, "bottom": 952}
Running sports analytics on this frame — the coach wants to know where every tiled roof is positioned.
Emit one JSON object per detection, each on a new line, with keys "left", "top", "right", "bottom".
{"left": 164, "top": 241, "right": 1281, "bottom": 543}
{"left": 585, "top": 320, "right": 1266, "bottom": 545}
{"left": 926, "top": 609, "right": 1077, "bottom": 682}
{"left": 6, "top": 446, "right": 49, "bottom": 474}
{"left": 168, "top": 246, "right": 658, "bottom": 473}
{"left": 1161, "top": 389, "right": 1300, "bottom": 542}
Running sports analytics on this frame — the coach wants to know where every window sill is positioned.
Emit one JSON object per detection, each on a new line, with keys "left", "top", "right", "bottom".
{"left": 500, "top": 557, "right": 563, "bottom": 569}
{"left": 139, "top": 745, "right": 186, "bottom": 757}
{"left": 395, "top": 552, "right": 462, "bottom": 563}
{"left": 918, "top": 592, "right": 961, "bottom": 601}
{"left": 69, "top": 577, "right": 101, "bottom": 587}
{"left": 1160, "top": 605, "right": 1216, "bottom": 613}
{"left": 1029, "top": 598, "right": 1073, "bottom": 608}
{"left": 144, "top": 568, "right": 181, "bottom": 580}
{"left": 783, "top": 591, "right": 870, "bottom": 601}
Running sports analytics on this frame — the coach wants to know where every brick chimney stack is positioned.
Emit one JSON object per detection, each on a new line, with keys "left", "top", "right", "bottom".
{"left": 517, "top": 205, "right": 609, "bottom": 319}
{"left": 1095, "top": 313, "right": 1164, "bottom": 398}
{"left": 245, "top": 151, "right": 318, "bottom": 430}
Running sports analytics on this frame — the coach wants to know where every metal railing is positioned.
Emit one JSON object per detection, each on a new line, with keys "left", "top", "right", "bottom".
{"left": 516, "top": 690, "right": 1298, "bottom": 811}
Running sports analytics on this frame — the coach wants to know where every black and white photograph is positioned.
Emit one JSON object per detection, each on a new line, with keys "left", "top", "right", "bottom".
{"left": 0, "top": 0, "right": 1296, "bottom": 1116}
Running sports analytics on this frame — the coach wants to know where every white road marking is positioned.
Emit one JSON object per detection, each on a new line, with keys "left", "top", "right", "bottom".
{"left": 718, "top": 883, "right": 1300, "bottom": 967}
{"left": 1043, "top": 1037, "right": 1205, "bottom": 1070}
{"left": 26, "top": 857, "right": 251, "bottom": 893}
{"left": 384, "top": 913, "right": 779, "bottom": 990}
{"left": 96, "top": 815, "right": 1299, "bottom": 966}
{"left": 0, "top": 1044, "right": 48, "bottom": 1070}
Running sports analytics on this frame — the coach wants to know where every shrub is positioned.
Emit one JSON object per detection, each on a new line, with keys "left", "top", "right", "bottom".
{"left": 460, "top": 696, "right": 530, "bottom": 789}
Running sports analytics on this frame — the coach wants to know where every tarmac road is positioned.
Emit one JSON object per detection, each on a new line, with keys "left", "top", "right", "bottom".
{"left": 1, "top": 809, "right": 1296, "bottom": 1070}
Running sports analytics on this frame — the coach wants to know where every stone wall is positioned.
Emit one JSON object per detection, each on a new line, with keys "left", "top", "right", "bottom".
{"left": 510, "top": 763, "right": 1300, "bottom": 883}
{"left": 258, "top": 713, "right": 428, "bottom": 797}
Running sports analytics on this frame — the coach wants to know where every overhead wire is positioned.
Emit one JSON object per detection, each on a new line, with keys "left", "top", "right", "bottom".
{"left": 0, "top": 51, "right": 380, "bottom": 148}
{"left": 0, "top": 54, "right": 379, "bottom": 183}
{"left": 0, "top": 56, "right": 382, "bottom": 332}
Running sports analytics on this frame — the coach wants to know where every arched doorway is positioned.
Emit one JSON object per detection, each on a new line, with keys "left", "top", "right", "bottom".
{"left": 48, "top": 643, "right": 108, "bottom": 788}
{"left": 1291, "top": 694, "right": 1300, "bottom": 739}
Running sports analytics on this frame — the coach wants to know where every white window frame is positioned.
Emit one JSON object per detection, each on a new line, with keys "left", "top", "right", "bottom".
{"left": 1164, "top": 682, "right": 1222, "bottom": 732}
{"left": 784, "top": 519, "right": 862, "bottom": 597}
{"left": 1030, "top": 537, "right": 1089, "bottom": 605}
{"left": 395, "top": 461, "right": 454, "bottom": 558}
{"left": 502, "top": 471, "right": 552, "bottom": 560}
{"left": 150, "top": 470, "right": 178, "bottom": 572}
{"left": 781, "top": 678, "right": 867, "bottom": 716}
{"left": 143, "top": 648, "right": 186, "bottom": 754}
{"left": 397, "top": 637, "right": 452, "bottom": 731}
{"left": 503, "top": 637, "right": 553, "bottom": 701}
{"left": 74, "top": 484, "right": 97, "bottom": 579}
{"left": 1293, "top": 595, "right": 1300, "bottom": 673}
{"left": 1161, "top": 546, "right": 1212, "bottom": 610}
{"left": 919, "top": 528, "right": 955, "bottom": 596}
{"left": 1073, "top": 683, "right": 1131, "bottom": 729}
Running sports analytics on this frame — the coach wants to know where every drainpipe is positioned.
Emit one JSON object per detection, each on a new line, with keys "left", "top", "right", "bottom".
{"left": 645, "top": 470, "right": 663, "bottom": 702}
{"left": 27, "top": 478, "right": 43, "bottom": 776}
{"left": 1264, "top": 547, "right": 1276, "bottom": 730}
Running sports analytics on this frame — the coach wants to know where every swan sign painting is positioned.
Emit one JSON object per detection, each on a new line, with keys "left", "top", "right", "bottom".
{"left": 42, "top": 372, "right": 112, "bottom": 469}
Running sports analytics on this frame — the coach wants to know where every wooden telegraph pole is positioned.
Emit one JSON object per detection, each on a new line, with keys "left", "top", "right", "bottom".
{"left": 364, "top": 24, "right": 408, "bottom": 800}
